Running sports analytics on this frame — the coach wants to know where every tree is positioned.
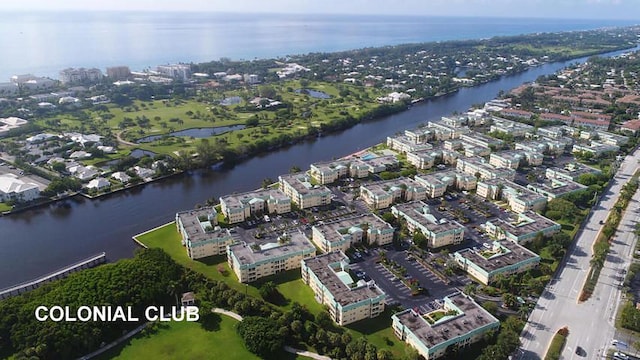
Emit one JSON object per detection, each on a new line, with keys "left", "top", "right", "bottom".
{"left": 259, "top": 281, "right": 277, "bottom": 301}
{"left": 502, "top": 293, "right": 517, "bottom": 309}
{"left": 412, "top": 232, "right": 428, "bottom": 249}
{"left": 481, "top": 301, "right": 498, "bottom": 316}
{"left": 236, "top": 316, "right": 284, "bottom": 358}
{"left": 289, "top": 165, "right": 302, "bottom": 173}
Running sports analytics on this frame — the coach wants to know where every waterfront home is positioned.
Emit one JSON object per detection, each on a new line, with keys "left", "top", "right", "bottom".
{"left": 391, "top": 201, "right": 465, "bottom": 249}
{"left": 220, "top": 189, "right": 291, "bottom": 224}
{"left": 302, "top": 251, "right": 386, "bottom": 326}
{"left": 111, "top": 172, "right": 131, "bottom": 184}
{"left": 86, "top": 177, "right": 110, "bottom": 191}
{"left": 176, "top": 207, "right": 235, "bottom": 259}
{"left": 392, "top": 292, "right": 499, "bottom": 360}
{"left": 279, "top": 173, "right": 332, "bottom": 210}
{"left": 453, "top": 240, "right": 541, "bottom": 285}
{"left": 227, "top": 230, "right": 316, "bottom": 283}
{"left": 0, "top": 174, "right": 40, "bottom": 202}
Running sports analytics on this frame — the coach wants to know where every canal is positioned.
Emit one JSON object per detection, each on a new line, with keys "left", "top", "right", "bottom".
{"left": 0, "top": 46, "right": 636, "bottom": 288}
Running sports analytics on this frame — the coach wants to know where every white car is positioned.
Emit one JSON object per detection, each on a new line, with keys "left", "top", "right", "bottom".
{"left": 613, "top": 352, "right": 629, "bottom": 360}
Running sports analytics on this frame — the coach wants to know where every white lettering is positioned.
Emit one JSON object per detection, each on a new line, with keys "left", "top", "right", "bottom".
{"left": 127, "top": 307, "right": 139, "bottom": 322}
{"left": 185, "top": 306, "right": 200, "bottom": 322}
{"left": 35, "top": 306, "right": 48, "bottom": 321}
{"left": 49, "top": 306, "right": 64, "bottom": 322}
{"left": 113, "top": 307, "right": 126, "bottom": 321}
{"left": 65, "top": 306, "right": 77, "bottom": 322}
{"left": 145, "top": 306, "right": 158, "bottom": 321}
{"left": 77, "top": 306, "right": 91, "bottom": 322}
{"left": 93, "top": 306, "right": 107, "bottom": 322}
{"left": 159, "top": 307, "right": 171, "bottom": 322}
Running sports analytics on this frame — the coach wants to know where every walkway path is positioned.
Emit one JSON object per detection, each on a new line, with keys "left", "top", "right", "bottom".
{"left": 213, "top": 308, "right": 332, "bottom": 360}
{"left": 115, "top": 130, "right": 137, "bottom": 147}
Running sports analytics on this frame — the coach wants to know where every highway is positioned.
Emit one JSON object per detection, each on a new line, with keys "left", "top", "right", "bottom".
{"left": 519, "top": 149, "right": 640, "bottom": 360}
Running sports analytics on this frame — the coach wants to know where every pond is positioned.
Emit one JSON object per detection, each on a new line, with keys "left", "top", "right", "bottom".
{"left": 295, "top": 88, "right": 331, "bottom": 99}
{"left": 135, "top": 125, "right": 246, "bottom": 143}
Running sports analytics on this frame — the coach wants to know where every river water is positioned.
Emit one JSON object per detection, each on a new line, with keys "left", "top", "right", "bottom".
{"left": 0, "top": 46, "right": 636, "bottom": 289}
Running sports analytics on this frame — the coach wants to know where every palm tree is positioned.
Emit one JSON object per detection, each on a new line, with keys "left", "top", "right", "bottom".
{"left": 167, "top": 281, "right": 179, "bottom": 307}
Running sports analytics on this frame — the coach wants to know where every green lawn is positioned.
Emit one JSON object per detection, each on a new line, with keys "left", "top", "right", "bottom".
{"left": 0, "top": 202, "right": 12, "bottom": 212}
{"left": 346, "top": 309, "right": 405, "bottom": 359}
{"left": 98, "top": 316, "right": 258, "bottom": 360}
{"left": 134, "top": 223, "right": 259, "bottom": 297}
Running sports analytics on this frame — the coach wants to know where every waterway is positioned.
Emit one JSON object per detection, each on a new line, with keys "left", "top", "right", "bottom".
{"left": 0, "top": 46, "right": 637, "bottom": 289}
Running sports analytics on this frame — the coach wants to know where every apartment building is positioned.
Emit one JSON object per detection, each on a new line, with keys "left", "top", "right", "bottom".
{"left": 302, "top": 251, "right": 386, "bottom": 326}
{"left": 175, "top": 207, "right": 235, "bottom": 259}
{"left": 490, "top": 116, "right": 535, "bottom": 138}
{"left": 404, "top": 128, "right": 433, "bottom": 143}
{"left": 227, "top": 230, "right": 316, "bottom": 283}
{"left": 431, "top": 170, "right": 478, "bottom": 191}
{"left": 360, "top": 178, "right": 426, "bottom": 210}
{"left": 456, "top": 157, "right": 516, "bottom": 181}
{"left": 219, "top": 189, "right": 291, "bottom": 224}
{"left": 545, "top": 163, "right": 601, "bottom": 182}
{"left": 406, "top": 149, "right": 438, "bottom": 170}
{"left": 488, "top": 151, "right": 525, "bottom": 170}
{"left": 391, "top": 201, "right": 465, "bottom": 248}
{"left": 387, "top": 135, "right": 433, "bottom": 154}
{"left": 279, "top": 173, "right": 332, "bottom": 209}
{"left": 392, "top": 292, "right": 499, "bottom": 360}
{"left": 59, "top": 67, "right": 103, "bottom": 84}
{"left": 459, "top": 133, "right": 505, "bottom": 149}
{"left": 310, "top": 159, "right": 369, "bottom": 185}
{"left": 453, "top": 240, "right": 541, "bottom": 285}
{"left": 156, "top": 64, "right": 191, "bottom": 81}
{"left": 414, "top": 174, "right": 448, "bottom": 198}
{"left": 427, "top": 122, "right": 469, "bottom": 140}
{"left": 476, "top": 179, "right": 547, "bottom": 213}
{"left": 484, "top": 211, "right": 561, "bottom": 244}
{"left": 572, "top": 141, "right": 619, "bottom": 156}
{"left": 526, "top": 177, "right": 587, "bottom": 200}
{"left": 311, "top": 214, "right": 395, "bottom": 252}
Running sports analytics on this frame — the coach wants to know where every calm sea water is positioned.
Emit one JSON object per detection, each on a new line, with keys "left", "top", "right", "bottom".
{"left": 0, "top": 11, "right": 637, "bottom": 81}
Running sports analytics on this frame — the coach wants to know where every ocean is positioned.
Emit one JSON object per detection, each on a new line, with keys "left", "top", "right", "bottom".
{"left": 0, "top": 11, "right": 637, "bottom": 81}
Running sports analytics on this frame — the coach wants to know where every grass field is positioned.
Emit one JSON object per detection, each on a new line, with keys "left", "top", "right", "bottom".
{"left": 0, "top": 202, "right": 12, "bottom": 212}
{"left": 98, "top": 316, "right": 258, "bottom": 360}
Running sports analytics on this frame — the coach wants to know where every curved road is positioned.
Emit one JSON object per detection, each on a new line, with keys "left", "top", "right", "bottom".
{"left": 518, "top": 149, "right": 640, "bottom": 360}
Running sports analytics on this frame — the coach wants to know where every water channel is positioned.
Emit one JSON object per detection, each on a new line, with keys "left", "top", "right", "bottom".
{"left": 0, "top": 46, "right": 636, "bottom": 288}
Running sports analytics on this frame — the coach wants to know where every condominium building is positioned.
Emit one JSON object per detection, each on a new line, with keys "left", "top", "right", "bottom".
{"left": 490, "top": 116, "right": 535, "bottom": 138}
{"left": 545, "top": 163, "right": 601, "bottom": 182}
{"left": 488, "top": 151, "right": 525, "bottom": 170}
{"left": 220, "top": 189, "right": 291, "bottom": 224}
{"left": 311, "top": 214, "right": 395, "bottom": 252}
{"left": 360, "top": 178, "right": 426, "bottom": 210}
{"left": 484, "top": 211, "right": 561, "bottom": 244}
{"left": 387, "top": 135, "right": 433, "bottom": 154}
{"left": 459, "top": 133, "right": 505, "bottom": 149}
{"left": 536, "top": 126, "right": 565, "bottom": 139}
{"left": 453, "top": 240, "right": 541, "bottom": 285}
{"left": 526, "top": 177, "right": 587, "bottom": 200}
{"left": 301, "top": 251, "right": 386, "bottom": 326}
{"left": 106, "top": 66, "right": 131, "bottom": 80}
{"left": 227, "top": 230, "right": 316, "bottom": 283}
{"left": 440, "top": 116, "right": 468, "bottom": 128}
{"left": 392, "top": 292, "right": 500, "bottom": 360}
{"left": 362, "top": 155, "right": 400, "bottom": 174}
{"left": 156, "top": 64, "right": 191, "bottom": 81}
{"left": 279, "top": 173, "right": 332, "bottom": 209}
{"left": 456, "top": 157, "right": 516, "bottom": 181}
{"left": 310, "top": 159, "right": 369, "bottom": 185}
{"left": 59, "top": 67, "right": 103, "bottom": 84}
{"left": 406, "top": 149, "right": 438, "bottom": 170}
{"left": 431, "top": 170, "right": 477, "bottom": 191}
{"left": 572, "top": 141, "right": 619, "bottom": 156}
{"left": 427, "top": 122, "right": 469, "bottom": 140}
{"left": 414, "top": 174, "right": 448, "bottom": 198}
{"left": 476, "top": 179, "right": 547, "bottom": 213}
{"left": 176, "top": 207, "right": 235, "bottom": 259}
{"left": 404, "top": 128, "right": 433, "bottom": 143}
{"left": 391, "top": 201, "right": 465, "bottom": 248}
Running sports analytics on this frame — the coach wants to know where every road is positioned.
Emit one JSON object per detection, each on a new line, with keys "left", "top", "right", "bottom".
{"left": 519, "top": 150, "right": 640, "bottom": 360}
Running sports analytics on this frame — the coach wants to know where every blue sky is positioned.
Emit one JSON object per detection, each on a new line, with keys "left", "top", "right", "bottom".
{"left": 3, "top": 0, "right": 640, "bottom": 20}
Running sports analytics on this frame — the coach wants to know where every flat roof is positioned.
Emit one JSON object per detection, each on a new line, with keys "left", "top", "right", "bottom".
{"left": 279, "top": 173, "right": 331, "bottom": 196}
{"left": 361, "top": 178, "right": 425, "bottom": 197}
{"left": 228, "top": 230, "right": 315, "bottom": 266}
{"left": 488, "top": 211, "right": 560, "bottom": 237}
{"left": 220, "top": 188, "right": 289, "bottom": 211}
{"left": 176, "top": 207, "right": 231, "bottom": 245}
{"left": 455, "top": 240, "right": 540, "bottom": 273}
{"left": 313, "top": 213, "right": 393, "bottom": 245}
{"left": 392, "top": 201, "right": 464, "bottom": 234}
{"left": 303, "top": 251, "right": 385, "bottom": 306}
{"left": 393, "top": 292, "right": 499, "bottom": 349}
{"left": 479, "top": 178, "right": 546, "bottom": 204}
{"left": 527, "top": 177, "right": 586, "bottom": 196}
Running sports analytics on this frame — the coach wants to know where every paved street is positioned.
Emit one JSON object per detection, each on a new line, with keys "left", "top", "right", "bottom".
{"left": 519, "top": 149, "right": 640, "bottom": 360}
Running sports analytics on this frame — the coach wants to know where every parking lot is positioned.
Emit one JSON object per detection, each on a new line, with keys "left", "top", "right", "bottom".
{"left": 348, "top": 246, "right": 460, "bottom": 310}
